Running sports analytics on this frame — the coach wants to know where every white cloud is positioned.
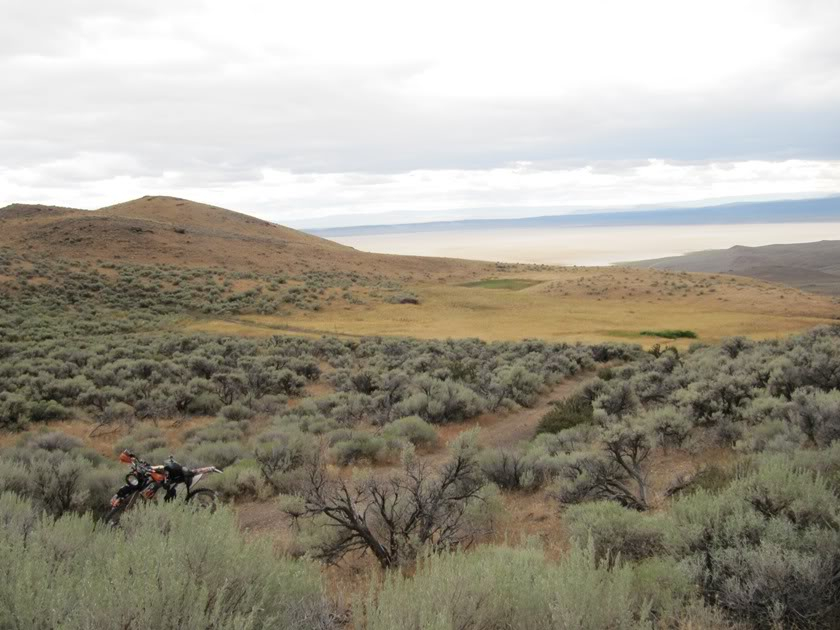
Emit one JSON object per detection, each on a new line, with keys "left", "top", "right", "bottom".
{"left": 2, "top": 157, "right": 838, "bottom": 227}
{"left": 0, "top": 0, "right": 838, "bottom": 225}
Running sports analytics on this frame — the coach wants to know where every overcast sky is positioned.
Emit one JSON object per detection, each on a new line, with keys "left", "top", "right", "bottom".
{"left": 1, "top": 0, "right": 839, "bottom": 227}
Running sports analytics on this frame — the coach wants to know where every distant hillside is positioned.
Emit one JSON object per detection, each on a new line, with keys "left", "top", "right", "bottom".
{"left": 0, "top": 196, "right": 492, "bottom": 280}
{"left": 627, "top": 240, "right": 840, "bottom": 295}
{"left": 308, "top": 196, "right": 840, "bottom": 237}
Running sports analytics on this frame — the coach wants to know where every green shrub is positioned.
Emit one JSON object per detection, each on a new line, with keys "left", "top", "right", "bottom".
{"left": 28, "top": 399, "right": 72, "bottom": 422}
{"left": 640, "top": 329, "right": 697, "bottom": 339}
{"left": 382, "top": 416, "right": 438, "bottom": 448}
{"left": 0, "top": 393, "right": 30, "bottom": 430}
{"left": 677, "top": 463, "right": 741, "bottom": 496}
{"left": 185, "top": 441, "right": 247, "bottom": 468}
{"left": 736, "top": 419, "right": 808, "bottom": 453}
{"left": 205, "top": 459, "right": 272, "bottom": 501}
{"left": 385, "top": 292, "right": 421, "bottom": 305}
{"left": 536, "top": 393, "right": 593, "bottom": 435}
{"left": 186, "top": 392, "right": 223, "bottom": 415}
{"left": 596, "top": 366, "right": 615, "bottom": 381}
{"left": 219, "top": 402, "right": 254, "bottom": 421}
{"left": 114, "top": 426, "right": 167, "bottom": 456}
{"left": 329, "top": 431, "right": 387, "bottom": 465}
{"left": 184, "top": 420, "right": 245, "bottom": 445}
{"left": 777, "top": 442, "right": 840, "bottom": 490}
{"left": 565, "top": 501, "right": 666, "bottom": 563}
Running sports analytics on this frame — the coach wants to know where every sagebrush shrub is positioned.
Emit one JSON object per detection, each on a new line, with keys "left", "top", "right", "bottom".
{"left": 329, "top": 431, "right": 387, "bottom": 465}
{"left": 114, "top": 426, "right": 167, "bottom": 456}
{"left": 479, "top": 448, "right": 538, "bottom": 491}
{"left": 381, "top": 415, "right": 437, "bottom": 448}
{"left": 0, "top": 498, "right": 333, "bottom": 629}
{"left": 359, "top": 541, "right": 699, "bottom": 630}
{"left": 665, "top": 455, "right": 840, "bottom": 627}
{"left": 0, "top": 449, "right": 121, "bottom": 517}
{"left": 25, "top": 431, "right": 83, "bottom": 453}
{"left": 219, "top": 401, "right": 254, "bottom": 421}
{"left": 565, "top": 501, "right": 666, "bottom": 563}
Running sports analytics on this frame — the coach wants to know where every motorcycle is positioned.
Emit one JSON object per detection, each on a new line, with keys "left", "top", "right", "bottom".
{"left": 105, "top": 450, "right": 222, "bottom": 524}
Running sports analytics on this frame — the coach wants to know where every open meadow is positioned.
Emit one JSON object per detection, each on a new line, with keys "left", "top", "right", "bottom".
{"left": 186, "top": 266, "right": 840, "bottom": 346}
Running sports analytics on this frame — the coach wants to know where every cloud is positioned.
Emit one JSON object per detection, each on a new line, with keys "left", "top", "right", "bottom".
{"left": 2, "top": 157, "right": 838, "bottom": 227}
{"left": 0, "top": 0, "right": 838, "bottom": 224}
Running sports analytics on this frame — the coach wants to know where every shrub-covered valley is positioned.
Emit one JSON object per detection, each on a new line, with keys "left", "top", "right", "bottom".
{"left": 1, "top": 212, "right": 840, "bottom": 629}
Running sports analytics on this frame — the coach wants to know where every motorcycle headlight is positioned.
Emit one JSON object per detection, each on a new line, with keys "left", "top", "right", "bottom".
{"left": 127, "top": 474, "right": 140, "bottom": 487}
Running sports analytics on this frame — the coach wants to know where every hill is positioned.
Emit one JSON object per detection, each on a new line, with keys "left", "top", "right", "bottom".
{"left": 2, "top": 195, "right": 838, "bottom": 345}
{"left": 627, "top": 240, "right": 840, "bottom": 295}
{"left": 0, "top": 196, "right": 491, "bottom": 281}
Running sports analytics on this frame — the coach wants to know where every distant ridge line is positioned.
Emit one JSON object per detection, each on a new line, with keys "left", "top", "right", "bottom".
{"left": 306, "top": 195, "right": 840, "bottom": 237}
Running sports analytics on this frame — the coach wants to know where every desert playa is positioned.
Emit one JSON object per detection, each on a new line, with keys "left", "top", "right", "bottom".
{"left": 331, "top": 222, "right": 840, "bottom": 266}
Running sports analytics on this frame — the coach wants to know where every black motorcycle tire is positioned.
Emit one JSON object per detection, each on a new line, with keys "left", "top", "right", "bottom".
{"left": 104, "top": 492, "right": 138, "bottom": 526}
{"left": 186, "top": 488, "right": 218, "bottom": 511}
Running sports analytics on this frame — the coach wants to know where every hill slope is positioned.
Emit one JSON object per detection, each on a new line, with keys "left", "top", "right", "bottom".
{"left": 627, "top": 240, "right": 840, "bottom": 295}
{"left": 0, "top": 196, "right": 491, "bottom": 280}
{"left": 3, "top": 196, "right": 838, "bottom": 345}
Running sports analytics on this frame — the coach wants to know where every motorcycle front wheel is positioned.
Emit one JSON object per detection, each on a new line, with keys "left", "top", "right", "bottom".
{"left": 104, "top": 492, "right": 139, "bottom": 526}
{"left": 186, "top": 488, "right": 218, "bottom": 512}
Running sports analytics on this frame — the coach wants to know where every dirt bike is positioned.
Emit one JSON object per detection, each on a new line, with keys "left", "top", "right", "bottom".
{"left": 105, "top": 450, "right": 222, "bottom": 524}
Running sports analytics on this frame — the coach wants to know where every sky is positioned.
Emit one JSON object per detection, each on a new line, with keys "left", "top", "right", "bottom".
{"left": 1, "top": 0, "right": 839, "bottom": 228}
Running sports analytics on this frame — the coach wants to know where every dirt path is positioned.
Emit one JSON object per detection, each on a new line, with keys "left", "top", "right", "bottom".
{"left": 236, "top": 372, "right": 595, "bottom": 535}
{"left": 435, "top": 371, "right": 593, "bottom": 453}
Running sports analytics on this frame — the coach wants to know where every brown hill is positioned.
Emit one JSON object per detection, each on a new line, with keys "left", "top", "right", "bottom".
{"left": 0, "top": 203, "right": 84, "bottom": 220}
{"left": 627, "top": 241, "right": 840, "bottom": 295}
{"left": 0, "top": 196, "right": 491, "bottom": 280}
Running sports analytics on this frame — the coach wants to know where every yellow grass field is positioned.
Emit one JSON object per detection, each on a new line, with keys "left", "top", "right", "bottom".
{"left": 183, "top": 267, "right": 840, "bottom": 346}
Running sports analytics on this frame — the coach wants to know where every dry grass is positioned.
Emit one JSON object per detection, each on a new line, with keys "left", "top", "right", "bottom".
{"left": 185, "top": 267, "right": 839, "bottom": 346}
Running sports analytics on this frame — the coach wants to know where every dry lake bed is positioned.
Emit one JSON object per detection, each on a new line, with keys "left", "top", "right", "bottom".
{"left": 328, "top": 222, "right": 840, "bottom": 266}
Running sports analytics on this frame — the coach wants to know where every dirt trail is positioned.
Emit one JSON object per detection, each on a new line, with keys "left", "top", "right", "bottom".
{"left": 236, "top": 372, "right": 594, "bottom": 535}
{"left": 435, "top": 371, "right": 593, "bottom": 454}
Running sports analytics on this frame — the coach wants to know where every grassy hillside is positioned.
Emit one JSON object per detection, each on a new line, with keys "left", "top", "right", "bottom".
{"left": 628, "top": 240, "right": 840, "bottom": 295}
{"left": 2, "top": 196, "right": 837, "bottom": 345}
{"left": 0, "top": 195, "right": 493, "bottom": 280}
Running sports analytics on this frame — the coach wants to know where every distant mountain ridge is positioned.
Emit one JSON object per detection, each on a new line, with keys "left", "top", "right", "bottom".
{"left": 307, "top": 196, "right": 840, "bottom": 237}
{"left": 627, "top": 240, "right": 840, "bottom": 295}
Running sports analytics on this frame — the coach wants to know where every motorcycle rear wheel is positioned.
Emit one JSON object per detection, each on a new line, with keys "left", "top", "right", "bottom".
{"left": 186, "top": 488, "right": 218, "bottom": 512}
